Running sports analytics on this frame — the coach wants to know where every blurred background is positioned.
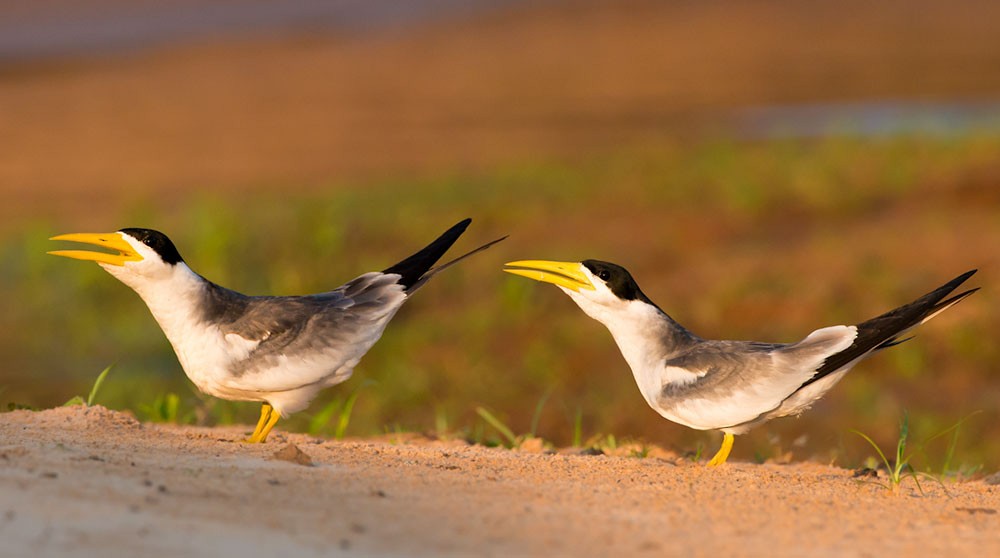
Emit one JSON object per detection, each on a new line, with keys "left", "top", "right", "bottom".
{"left": 1, "top": 0, "right": 997, "bottom": 469}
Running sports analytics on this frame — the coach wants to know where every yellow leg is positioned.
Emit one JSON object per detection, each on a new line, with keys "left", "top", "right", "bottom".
{"left": 707, "top": 432, "right": 735, "bottom": 467}
{"left": 247, "top": 406, "right": 281, "bottom": 444}
{"left": 246, "top": 403, "right": 275, "bottom": 443}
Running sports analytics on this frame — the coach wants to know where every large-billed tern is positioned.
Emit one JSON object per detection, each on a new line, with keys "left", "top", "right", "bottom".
{"left": 50, "top": 218, "right": 503, "bottom": 443}
{"left": 504, "top": 260, "right": 977, "bottom": 465}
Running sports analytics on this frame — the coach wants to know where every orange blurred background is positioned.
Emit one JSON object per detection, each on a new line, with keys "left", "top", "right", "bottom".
{"left": 2, "top": 0, "right": 998, "bottom": 467}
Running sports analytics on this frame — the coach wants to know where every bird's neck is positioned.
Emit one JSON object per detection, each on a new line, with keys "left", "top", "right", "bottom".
{"left": 573, "top": 296, "right": 698, "bottom": 402}
{"left": 114, "top": 262, "right": 214, "bottom": 340}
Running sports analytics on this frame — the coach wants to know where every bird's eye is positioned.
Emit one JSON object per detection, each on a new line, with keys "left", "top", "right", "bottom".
{"left": 598, "top": 270, "right": 611, "bottom": 281}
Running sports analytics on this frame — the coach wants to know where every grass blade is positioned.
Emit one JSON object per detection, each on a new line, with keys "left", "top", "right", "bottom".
{"left": 850, "top": 429, "right": 891, "bottom": 471}
{"left": 572, "top": 407, "right": 583, "bottom": 448}
{"left": 86, "top": 364, "right": 114, "bottom": 407}
{"left": 941, "top": 423, "right": 960, "bottom": 475}
{"left": 63, "top": 364, "right": 114, "bottom": 407}
{"left": 308, "top": 399, "right": 342, "bottom": 436}
{"left": 895, "top": 411, "right": 909, "bottom": 474}
{"left": 529, "top": 387, "right": 554, "bottom": 438}
{"left": 476, "top": 406, "right": 518, "bottom": 447}
{"left": 434, "top": 406, "right": 450, "bottom": 438}
{"left": 334, "top": 391, "right": 361, "bottom": 439}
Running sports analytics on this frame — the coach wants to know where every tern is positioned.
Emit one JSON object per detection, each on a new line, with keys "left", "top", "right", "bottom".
{"left": 50, "top": 218, "right": 503, "bottom": 443}
{"left": 504, "top": 260, "right": 977, "bottom": 465}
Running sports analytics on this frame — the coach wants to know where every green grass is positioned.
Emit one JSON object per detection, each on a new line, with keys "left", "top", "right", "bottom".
{"left": 571, "top": 407, "right": 583, "bottom": 448}
{"left": 307, "top": 381, "right": 372, "bottom": 439}
{"left": 63, "top": 364, "right": 114, "bottom": 408}
{"left": 851, "top": 412, "right": 932, "bottom": 495}
{"left": 475, "top": 406, "right": 520, "bottom": 448}
{"left": 851, "top": 411, "right": 982, "bottom": 495}
{"left": 138, "top": 392, "right": 185, "bottom": 423}
{"left": 2, "top": 133, "right": 998, "bottom": 466}
{"left": 473, "top": 391, "right": 564, "bottom": 450}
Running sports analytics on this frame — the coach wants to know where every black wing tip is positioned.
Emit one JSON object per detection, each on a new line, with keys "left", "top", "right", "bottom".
{"left": 954, "top": 269, "right": 978, "bottom": 283}
{"left": 432, "top": 218, "right": 473, "bottom": 245}
{"left": 931, "top": 270, "right": 979, "bottom": 305}
{"left": 382, "top": 218, "right": 474, "bottom": 289}
{"left": 806, "top": 268, "right": 979, "bottom": 385}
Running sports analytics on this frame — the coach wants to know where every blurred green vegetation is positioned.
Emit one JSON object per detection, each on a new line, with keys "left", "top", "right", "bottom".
{"left": 1, "top": 134, "right": 997, "bottom": 469}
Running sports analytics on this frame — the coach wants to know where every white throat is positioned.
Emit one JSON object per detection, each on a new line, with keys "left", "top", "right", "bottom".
{"left": 564, "top": 289, "right": 690, "bottom": 406}
{"left": 101, "top": 261, "right": 209, "bottom": 345}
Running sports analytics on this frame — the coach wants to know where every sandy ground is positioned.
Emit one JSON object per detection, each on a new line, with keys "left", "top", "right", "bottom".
{"left": 1, "top": 406, "right": 998, "bottom": 557}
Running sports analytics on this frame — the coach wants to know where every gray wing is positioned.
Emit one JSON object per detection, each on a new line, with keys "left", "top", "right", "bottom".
{"left": 205, "top": 272, "right": 408, "bottom": 391}
{"left": 661, "top": 340, "right": 783, "bottom": 400}
{"left": 656, "top": 325, "right": 857, "bottom": 430}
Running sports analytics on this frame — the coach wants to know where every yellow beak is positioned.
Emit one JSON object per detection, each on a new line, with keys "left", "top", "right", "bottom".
{"left": 48, "top": 232, "right": 143, "bottom": 266}
{"left": 503, "top": 260, "right": 595, "bottom": 292}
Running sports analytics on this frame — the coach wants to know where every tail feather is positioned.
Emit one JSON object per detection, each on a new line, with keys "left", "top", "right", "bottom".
{"left": 382, "top": 219, "right": 472, "bottom": 291}
{"left": 407, "top": 235, "right": 508, "bottom": 293}
{"left": 919, "top": 287, "right": 979, "bottom": 325}
{"left": 805, "top": 269, "right": 977, "bottom": 384}
{"left": 875, "top": 335, "right": 913, "bottom": 350}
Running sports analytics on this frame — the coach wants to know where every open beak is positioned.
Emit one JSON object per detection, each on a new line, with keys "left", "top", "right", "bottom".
{"left": 503, "top": 260, "right": 595, "bottom": 292}
{"left": 48, "top": 232, "right": 142, "bottom": 266}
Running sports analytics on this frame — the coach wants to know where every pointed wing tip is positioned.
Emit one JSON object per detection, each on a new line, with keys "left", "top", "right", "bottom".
{"left": 439, "top": 218, "right": 472, "bottom": 238}
{"left": 946, "top": 270, "right": 979, "bottom": 294}
{"left": 448, "top": 218, "right": 473, "bottom": 237}
{"left": 934, "top": 269, "right": 979, "bottom": 295}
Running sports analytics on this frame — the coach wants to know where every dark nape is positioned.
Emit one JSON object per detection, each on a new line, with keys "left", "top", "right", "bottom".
{"left": 119, "top": 228, "right": 184, "bottom": 265}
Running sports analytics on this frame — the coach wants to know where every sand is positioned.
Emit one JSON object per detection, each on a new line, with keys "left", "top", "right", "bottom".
{"left": 1, "top": 405, "right": 997, "bottom": 557}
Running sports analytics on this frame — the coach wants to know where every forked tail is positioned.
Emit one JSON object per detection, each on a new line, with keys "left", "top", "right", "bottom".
{"left": 382, "top": 218, "right": 506, "bottom": 292}
{"left": 806, "top": 269, "right": 978, "bottom": 384}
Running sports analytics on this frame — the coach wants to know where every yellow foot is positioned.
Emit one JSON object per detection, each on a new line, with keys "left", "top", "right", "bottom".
{"left": 706, "top": 432, "right": 734, "bottom": 467}
{"left": 245, "top": 403, "right": 281, "bottom": 443}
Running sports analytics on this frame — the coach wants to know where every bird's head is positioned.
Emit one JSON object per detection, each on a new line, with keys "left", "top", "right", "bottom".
{"left": 49, "top": 228, "right": 185, "bottom": 288}
{"left": 504, "top": 259, "right": 654, "bottom": 323}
